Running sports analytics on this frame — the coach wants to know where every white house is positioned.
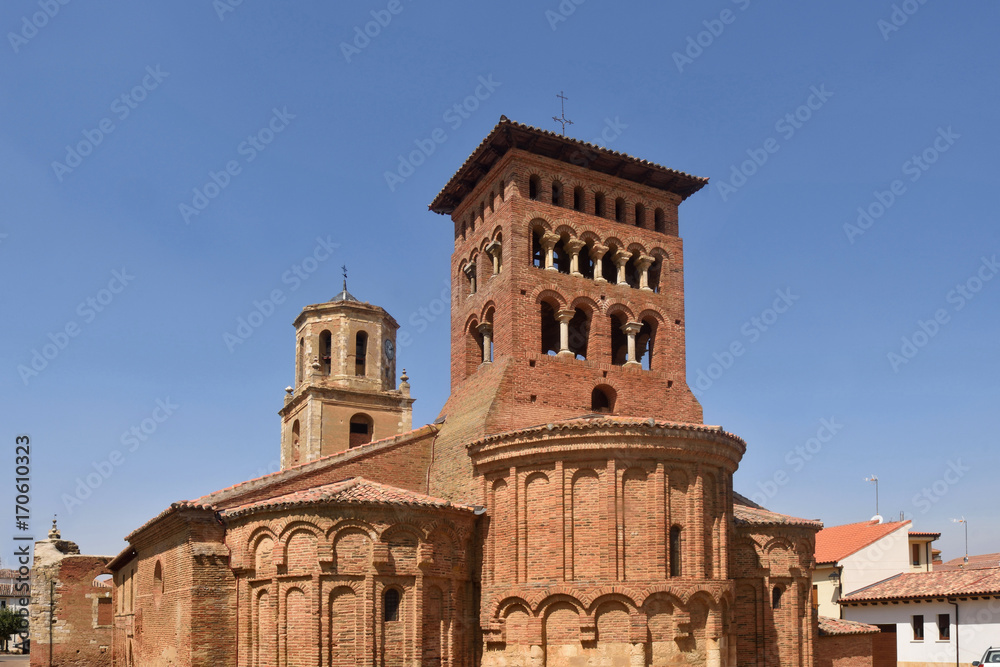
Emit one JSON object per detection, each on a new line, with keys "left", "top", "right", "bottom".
{"left": 812, "top": 519, "right": 930, "bottom": 618}
{"left": 841, "top": 566, "right": 1000, "bottom": 665}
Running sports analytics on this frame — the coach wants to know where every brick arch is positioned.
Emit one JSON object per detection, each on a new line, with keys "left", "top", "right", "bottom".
{"left": 276, "top": 520, "right": 322, "bottom": 547}
{"left": 569, "top": 295, "right": 600, "bottom": 315}
{"left": 639, "top": 589, "right": 686, "bottom": 611}
{"left": 326, "top": 518, "right": 377, "bottom": 542}
{"left": 463, "top": 313, "right": 480, "bottom": 332}
{"left": 524, "top": 214, "right": 553, "bottom": 233}
{"left": 685, "top": 590, "right": 719, "bottom": 611}
{"left": 494, "top": 596, "right": 534, "bottom": 620}
{"left": 626, "top": 241, "right": 649, "bottom": 256}
{"left": 278, "top": 522, "right": 322, "bottom": 569}
{"left": 480, "top": 301, "right": 497, "bottom": 322}
{"left": 649, "top": 246, "right": 671, "bottom": 261}
{"left": 578, "top": 230, "right": 602, "bottom": 246}
{"left": 535, "top": 593, "right": 586, "bottom": 617}
{"left": 588, "top": 593, "right": 639, "bottom": 615}
{"left": 533, "top": 287, "right": 568, "bottom": 310}
{"left": 378, "top": 521, "right": 426, "bottom": 544}
{"left": 605, "top": 302, "right": 635, "bottom": 321}
{"left": 603, "top": 235, "right": 625, "bottom": 250}
{"left": 247, "top": 525, "right": 278, "bottom": 554}
{"left": 490, "top": 225, "right": 503, "bottom": 241}
{"left": 636, "top": 308, "right": 667, "bottom": 327}
{"left": 552, "top": 223, "right": 578, "bottom": 240}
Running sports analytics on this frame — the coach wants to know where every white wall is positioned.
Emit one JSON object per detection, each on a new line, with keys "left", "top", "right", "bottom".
{"left": 846, "top": 597, "right": 1000, "bottom": 665}
{"left": 814, "top": 565, "right": 841, "bottom": 619}
{"left": 841, "top": 525, "right": 911, "bottom": 595}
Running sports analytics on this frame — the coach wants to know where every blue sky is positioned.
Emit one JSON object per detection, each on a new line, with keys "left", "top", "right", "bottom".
{"left": 2, "top": 1, "right": 998, "bottom": 566}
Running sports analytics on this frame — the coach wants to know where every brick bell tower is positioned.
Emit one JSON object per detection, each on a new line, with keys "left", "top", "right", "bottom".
{"left": 278, "top": 279, "right": 414, "bottom": 468}
{"left": 429, "top": 116, "right": 706, "bottom": 435}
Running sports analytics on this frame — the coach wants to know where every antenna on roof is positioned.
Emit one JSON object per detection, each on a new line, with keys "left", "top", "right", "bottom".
{"left": 552, "top": 91, "right": 574, "bottom": 136}
{"left": 864, "top": 474, "right": 879, "bottom": 519}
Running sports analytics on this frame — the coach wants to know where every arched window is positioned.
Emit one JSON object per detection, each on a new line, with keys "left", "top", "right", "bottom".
{"left": 355, "top": 331, "right": 368, "bottom": 377}
{"left": 552, "top": 236, "right": 570, "bottom": 274}
{"left": 319, "top": 330, "right": 332, "bottom": 375}
{"left": 552, "top": 180, "right": 563, "bottom": 206}
{"left": 772, "top": 586, "right": 783, "bottom": 609}
{"left": 625, "top": 256, "right": 641, "bottom": 289}
{"left": 591, "top": 385, "right": 615, "bottom": 413}
{"left": 567, "top": 308, "right": 590, "bottom": 360}
{"left": 529, "top": 175, "right": 540, "bottom": 200}
{"left": 384, "top": 588, "right": 401, "bottom": 622}
{"left": 153, "top": 561, "right": 163, "bottom": 601}
{"left": 615, "top": 197, "right": 625, "bottom": 222}
{"left": 669, "top": 526, "right": 682, "bottom": 577}
{"left": 637, "top": 320, "right": 655, "bottom": 370}
{"left": 654, "top": 208, "right": 666, "bottom": 234}
{"left": 648, "top": 256, "right": 663, "bottom": 293}
{"left": 602, "top": 244, "right": 619, "bottom": 283}
{"left": 610, "top": 314, "right": 629, "bottom": 366}
{"left": 579, "top": 245, "right": 595, "bottom": 279}
{"left": 466, "top": 320, "right": 483, "bottom": 377}
{"left": 540, "top": 301, "right": 559, "bottom": 356}
{"left": 594, "top": 192, "right": 606, "bottom": 218}
{"left": 349, "top": 413, "right": 373, "bottom": 448}
{"left": 635, "top": 203, "right": 646, "bottom": 228}
{"left": 292, "top": 420, "right": 300, "bottom": 446}
{"left": 573, "top": 186, "right": 584, "bottom": 211}
{"left": 532, "top": 229, "right": 544, "bottom": 268}
{"left": 296, "top": 337, "right": 304, "bottom": 385}
{"left": 460, "top": 219, "right": 467, "bottom": 240}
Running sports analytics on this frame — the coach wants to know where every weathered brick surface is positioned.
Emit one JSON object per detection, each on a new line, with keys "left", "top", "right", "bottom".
{"left": 816, "top": 634, "right": 876, "bottom": 667}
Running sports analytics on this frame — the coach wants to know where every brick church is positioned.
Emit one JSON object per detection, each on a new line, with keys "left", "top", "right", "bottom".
{"left": 37, "top": 118, "right": 823, "bottom": 666}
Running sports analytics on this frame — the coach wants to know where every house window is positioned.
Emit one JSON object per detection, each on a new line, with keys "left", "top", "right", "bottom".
{"left": 938, "top": 614, "right": 950, "bottom": 640}
{"left": 384, "top": 588, "right": 401, "bottom": 622}
{"left": 669, "top": 526, "right": 682, "bottom": 577}
{"left": 912, "top": 543, "right": 921, "bottom": 566}
{"left": 349, "top": 413, "right": 373, "bottom": 448}
{"left": 912, "top": 614, "right": 924, "bottom": 641}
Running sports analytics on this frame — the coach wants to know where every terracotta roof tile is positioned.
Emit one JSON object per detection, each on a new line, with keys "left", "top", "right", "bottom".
{"left": 938, "top": 552, "right": 1000, "bottom": 571}
{"left": 908, "top": 531, "right": 941, "bottom": 538}
{"left": 840, "top": 567, "right": 1000, "bottom": 603}
{"left": 732, "top": 493, "right": 823, "bottom": 528}
{"left": 814, "top": 520, "right": 910, "bottom": 564}
{"left": 221, "top": 478, "right": 476, "bottom": 519}
{"left": 818, "top": 616, "right": 880, "bottom": 636}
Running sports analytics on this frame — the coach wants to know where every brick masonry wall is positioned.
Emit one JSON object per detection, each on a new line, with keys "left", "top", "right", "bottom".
{"left": 30, "top": 550, "right": 112, "bottom": 667}
{"left": 816, "top": 634, "right": 876, "bottom": 667}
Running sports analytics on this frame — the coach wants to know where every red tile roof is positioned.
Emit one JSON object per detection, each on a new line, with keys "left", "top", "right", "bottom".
{"left": 221, "top": 478, "right": 476, "bottom": 519}
{"left": 840, "top": 567, "right": 1000, "bottom": 603}
{"left": 937, "top": 553, "right": 1000, "bottom": 572}
{"left": 814, "top": 520, "right": 910, "bottom": 565}
{"left": 908, "top": 531, "right": 941, "bottom": 539}
{"left": 732, "top": 492, "right": 823, "bottom": 529}
{"left": 818, "top": 616, "right": 880, "bottom": 636}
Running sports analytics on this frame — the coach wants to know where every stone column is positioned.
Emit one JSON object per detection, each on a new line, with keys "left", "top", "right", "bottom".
{"left": 564, "top": 239, "right": 585, "bottom": 276}
{"left": 636, "top": 255, "right": 655, "bottom": 291}
{"left": 590, "top": 243, "right": 609, "bottom": 283}
{"left": 477, "top": 323, "right": 493, "bottom": 363}
{"left": 613, "top": 248, "right": 632, "bottom": 286}
{"left": 540, "top": 232, "right": 560, "bottom": 271}
{"left": 463, "top": 263, "right": 477, "bottom": 294}
{"left": 556, "top": 309, "right": 575, "bottom": 357}
{"left": 485, "top": 240, "right": 502, "bottom": 275}
{"left": 622, "top": 321, "right": 642, "bottom": 367}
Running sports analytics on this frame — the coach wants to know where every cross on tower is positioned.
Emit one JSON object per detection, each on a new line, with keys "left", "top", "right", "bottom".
{"left": 552, "top": 91, "right": 574, "bottom": 136}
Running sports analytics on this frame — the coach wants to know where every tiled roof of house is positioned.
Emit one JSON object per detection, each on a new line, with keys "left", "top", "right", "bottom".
{"left": 732, "top": 492, "right": 823, "bottom": 529}
{"left": 908, "top": 531, "right": 941, "bottom": 539}
{"left": 429, "top": 116, "right": 708, "bottom": 214}
{"left": 0, "top": 583, "right": 29, "bottom": 597}
{"left": 840, "top": 567, "right": 1000, "bottom": 603}
{"left": 937, "top": 552, "right": 1000, "bottom": 571}
{"left": 818, "top": 616, "right": 880, "bottom": 636}
{"left": 0, "top": 568, "right": 20, "bottom": 579}
{"left": 814, "top": 520, "right": 910, "bottom": 565}
{"left": 221, "top": 478, "right": 476, "bottom": 518}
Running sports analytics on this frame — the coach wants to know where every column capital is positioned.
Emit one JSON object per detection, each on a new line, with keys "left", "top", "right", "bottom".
{"left": 635, "top": 254, "right": 655, "bottom": 270}
{"left": 540, "top": 231, "right": 560, "bottom": 249}
{"left": 477, "top": 322, "right": 493, "bottom": 335}
{"left": 564, "top": 238, "right": 585, "bottom": 253}
{"left": 589, "top": 243, "right": 609, "bottom": 259}
{"left": 555, "top": 308, "right": 576, "bottom": 323}
{"left": 463, "top": 263, "right": 477, "bottom": 277}
{"left": 484, "top": 240, "right": 501, "bottom": 256}
{"left": 613, "top": 247, "right": 633, "bottom": 266}
{"left": 621, "top": 321, "right": 643, "bottom": 335}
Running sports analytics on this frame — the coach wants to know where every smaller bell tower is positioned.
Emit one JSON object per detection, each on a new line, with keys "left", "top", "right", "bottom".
{"left": 278, "top": 280, "right": 414, "bottom": 469}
